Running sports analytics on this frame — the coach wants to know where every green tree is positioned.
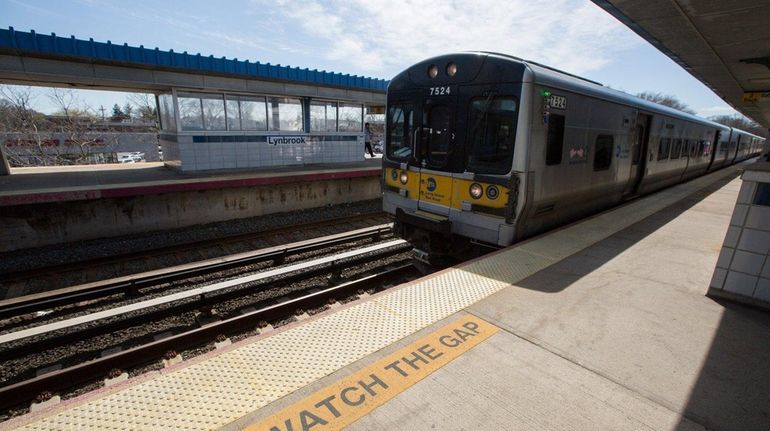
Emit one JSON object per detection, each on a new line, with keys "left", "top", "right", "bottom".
{"left": 123, "top": 102, "right": 134, "bottom": 119}
{"left": 111, "top": 104, "right": 124, "bottom": 121}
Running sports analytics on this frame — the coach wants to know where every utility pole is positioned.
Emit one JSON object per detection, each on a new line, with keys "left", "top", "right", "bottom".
{"left": 99, "top": 105, "right": 106, "bottom": 121}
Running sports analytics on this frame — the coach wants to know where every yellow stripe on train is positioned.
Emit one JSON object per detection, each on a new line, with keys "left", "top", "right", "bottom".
{"left": 385, "top": 169, "right": 508, "bottom": 211}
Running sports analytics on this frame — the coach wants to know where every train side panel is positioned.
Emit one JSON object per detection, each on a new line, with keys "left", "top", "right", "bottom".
{"left": 517, "top": 83, "right": 634, "bottom": 239}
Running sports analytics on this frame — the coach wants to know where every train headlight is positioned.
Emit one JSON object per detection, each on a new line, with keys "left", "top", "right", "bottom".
{"left": 486, "top": 185, "right": 500, "bottom": 200}
{"left": 446, "top": 62, "right": 457, "bottom": 77}
{"left": 428, "top": 64, "right": 438, "bottom": 78}
{"left": 399, "top": 171, "right": 409, "bottom": 185}
{"left": 390, "top": 169, "right": 398, "bottom": 181}
{"left": 469, "top": 183, "right": 483, "bottom": 199}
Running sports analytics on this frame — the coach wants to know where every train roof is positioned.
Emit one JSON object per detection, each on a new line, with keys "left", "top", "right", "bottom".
{"left": 390, "top": 52, "right": 764, "bottom": 141}
{"left": 480, "top": 52, "right": 728, "bottom": 130}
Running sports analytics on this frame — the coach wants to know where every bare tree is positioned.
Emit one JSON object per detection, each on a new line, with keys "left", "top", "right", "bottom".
{"left": 0, "top": 86, "right": 52, "bottom": 166}
{"left": 127, "top": 93, "right": 159, "bottom": 123}
{"left": 47, "top": 88, "right": 118, "bottom": 164}
{"left": 710, "top": 114, "right": 767, "bottom": 138}
{"left": 0, "top": 85, "right": 120, "bottom": 166}
{"left": 636, "top": 91, "right": 697, "bottom": 115}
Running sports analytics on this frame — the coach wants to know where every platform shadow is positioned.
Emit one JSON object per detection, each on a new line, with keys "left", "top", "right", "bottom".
{"left": 504, "top": 170, "right": 740, "bottom": 293}
{"left": 675, "top": 300, "right": 770, "bottom": 430}
{"left": 460, "top": 168, "right": 770, "bottom": 429}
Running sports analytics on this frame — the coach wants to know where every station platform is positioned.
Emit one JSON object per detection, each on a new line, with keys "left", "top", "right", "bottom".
{"left": 0, "top": 159, "right": 382, "bottom": 252}
{"left": 3, "top": 162, "right": 768, "bottom": 431}
{"left": 0, "top": 158, "right": 382, "bottom": 206}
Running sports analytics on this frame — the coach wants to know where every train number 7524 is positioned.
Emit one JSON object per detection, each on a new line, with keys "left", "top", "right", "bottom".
{"left": 429, "top": 86, "right": 451, "bottom": 96}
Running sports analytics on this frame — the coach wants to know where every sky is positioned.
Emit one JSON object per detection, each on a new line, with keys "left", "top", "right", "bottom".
{"left": 0, "top": 0, "right": 745, "bottom": 119}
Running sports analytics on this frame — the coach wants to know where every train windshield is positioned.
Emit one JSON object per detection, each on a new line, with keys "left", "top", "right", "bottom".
{"left": 467, "top": 97, "right": 517, "bottom": 174}
{"left": 387, "top": 104, "right": 415, "bottom": 161}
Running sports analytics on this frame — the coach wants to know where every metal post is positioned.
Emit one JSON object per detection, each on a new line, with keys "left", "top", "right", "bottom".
{"left": 0, "top": 142, "right": 11, "bottom": 175}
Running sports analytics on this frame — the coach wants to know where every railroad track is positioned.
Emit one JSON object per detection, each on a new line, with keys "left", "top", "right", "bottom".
{"left": 0, "top": 230, "right": 420, "bottom": 413}
{"left": 0, "top": 224, "right": 393, "bottom": 320}
{"left": 0, "top": 212, "right": 391, "bottom": 297}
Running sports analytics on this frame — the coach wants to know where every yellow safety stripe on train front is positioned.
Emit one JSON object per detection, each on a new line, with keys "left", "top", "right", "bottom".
{"left": 384, "top": 167, "right": 421, "bottom": 198}
{"left": 385, "top": 168, "right": 509, "bottom": 211}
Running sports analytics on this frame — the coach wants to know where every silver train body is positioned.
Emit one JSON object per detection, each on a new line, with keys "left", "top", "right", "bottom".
{"left": 382, "top": 52, "right": 765, "bottom": 260}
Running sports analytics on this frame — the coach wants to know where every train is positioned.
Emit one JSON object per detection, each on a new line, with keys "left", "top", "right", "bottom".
{"left": 381, "top": 52, "right": 766, "bottom": 264}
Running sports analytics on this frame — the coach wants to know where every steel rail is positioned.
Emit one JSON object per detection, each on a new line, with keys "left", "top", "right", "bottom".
{"left": 0, "top": 239, "right": 410, "bottom": 361}
{"left": 0, "top": 224, "right": 393, "bottom": 320}
{"left": 0, "top": 263, "right": 418, "bottom": 412}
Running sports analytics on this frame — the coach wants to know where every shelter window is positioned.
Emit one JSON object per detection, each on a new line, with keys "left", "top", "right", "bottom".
{"left": 467, "top": 97, "right": 517, "bottom": 174}
{"left": 178, "top": 93, "right": 205, "bottom": 131}
{"left": 267, "top": 97, "right": 303, "bottom": 131}
{"left": 310, "top": 101, "right": 338, "bottom": 132}
{"left": 158, "top": 94, "right": 176, "bottom": 132}
{"left": 200, "top": 94, "right": 226, "bottom": 131}
{"left": 386, "top": 104, "right": 414, "bottom": 161}
{"left": 658, "top": 138, "right": 671, "bottom": 160}
{"left": 225, "top": 96, "right": 241, "bottom": 130}
{"left": 226, "top": 95, "right": 268, "bottom": 131}
{"left": 546, "top": 114, "right": 565, "bottom": 165}
{"left": 593, "top": 134, "right": 613, "bottom": 171}
{"left": 239, "top": 97, "right": 268, "bottom": 131}
{"left": 338, "top": 103, "right": 363, "bottom": 132}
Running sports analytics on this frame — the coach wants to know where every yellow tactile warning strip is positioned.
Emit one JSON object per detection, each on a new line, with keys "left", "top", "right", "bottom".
{"left": 5, "top": 165, "right": 741, "bottom": 431}
{"left": 246, "top": 317, "right": 498, "bottom": 431}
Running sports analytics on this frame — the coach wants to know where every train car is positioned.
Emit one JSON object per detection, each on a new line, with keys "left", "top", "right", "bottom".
{"left": 382, "top": 52, "right": 766, "bottom": 263}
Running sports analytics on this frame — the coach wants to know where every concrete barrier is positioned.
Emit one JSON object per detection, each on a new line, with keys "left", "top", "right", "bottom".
{"left": 0, "top": 175, "right": 381, "bottom": 252}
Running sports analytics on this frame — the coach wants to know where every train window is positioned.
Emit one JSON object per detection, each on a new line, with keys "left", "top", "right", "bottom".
{"left": 425, "top": 105, "right": 452, "bottom": 166}
{"left": 658, "top": 138, "right": 671, "bottom": 160}
{"left": 386, "top": 104, "right": 414, "bottom": 161}
{"left": 546, "top": 114, "right": 565, "bottom": 165}
{"left": 593, "top": 135, "right": 613, "bottom": 171}
{"left": 631, "top": 124, "right": 643, "bottom": 165}
{"left": 671, "top": 139, "right": 682, "bottom": 159}
{"left": 467, "top": 97, "right": 518, "bottom": 174}
{"left": 698, "top": 140, "right": 706, "bottom": 157}
{"left": 689, "top": 140, "right": 698, "bottom": 158}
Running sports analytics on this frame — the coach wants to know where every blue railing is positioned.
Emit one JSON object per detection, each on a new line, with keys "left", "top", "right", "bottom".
{"left": 0, "top": 27, "right": 388, "bottom": 92}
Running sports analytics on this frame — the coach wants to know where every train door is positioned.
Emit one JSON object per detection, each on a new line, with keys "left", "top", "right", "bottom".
{"left": 622, "top": 112, "right": 651, "bottom": 197}
{"left": 415, "top": 93, "right": 458, "bottom": 216}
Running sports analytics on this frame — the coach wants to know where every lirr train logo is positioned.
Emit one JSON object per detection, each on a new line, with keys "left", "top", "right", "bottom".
{"left": 426, "top": 177, "right": 437, "bottom": 192}
{"left": 268, "top": 136, "right": 307, "bottom": 146}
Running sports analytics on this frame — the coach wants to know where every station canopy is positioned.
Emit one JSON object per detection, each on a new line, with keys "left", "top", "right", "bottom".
{"left": 593, "top": 0, "right": 770, "bottom": 128}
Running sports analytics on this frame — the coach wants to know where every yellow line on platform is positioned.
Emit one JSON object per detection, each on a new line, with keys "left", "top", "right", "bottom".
{"left": 245, "top": 317, "right": 499, "bottom": 431}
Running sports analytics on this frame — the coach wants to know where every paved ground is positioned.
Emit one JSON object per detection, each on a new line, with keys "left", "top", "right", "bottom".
{"left": 6, "top": 165, "right": 767, "bottom": 431}
{"left": 0, "top": 158, "right": 381, "bottom": 194}
{"left": 350, "top": 173, "right": 770, "bottom": 430}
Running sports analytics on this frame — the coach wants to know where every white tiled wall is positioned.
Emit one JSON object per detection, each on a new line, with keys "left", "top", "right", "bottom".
{"left": 710, "top": 175, "right": 770, "bottom": 309}
{"left": 167, "top": 135, "right": 364, "bottom": 172}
